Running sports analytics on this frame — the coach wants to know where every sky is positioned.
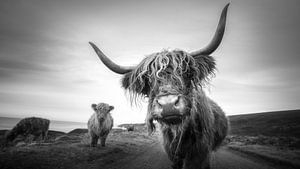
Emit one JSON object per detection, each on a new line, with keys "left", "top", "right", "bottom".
{"left": 0, "top": 0, "right": 299, "bottom": 125}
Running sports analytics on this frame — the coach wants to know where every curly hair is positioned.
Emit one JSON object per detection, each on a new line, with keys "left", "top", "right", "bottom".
{"left": 122, "top": 49, "right": 216, "bottom": 104}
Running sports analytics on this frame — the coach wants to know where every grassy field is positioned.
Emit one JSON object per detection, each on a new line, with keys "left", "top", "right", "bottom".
{"left": 0, "top": 109, "right": 299, "bottom": 169}
{"left": 0, "top": 128, "right": 157, "bottom": 169}
{"left": 228, "top": 109, "right": 300, "bottom": 138}
{"left": 227, "top": 110, "right": 300, "bottom": 149}
{"left": 226, "top": 110, "right": 300, "bottom": 168}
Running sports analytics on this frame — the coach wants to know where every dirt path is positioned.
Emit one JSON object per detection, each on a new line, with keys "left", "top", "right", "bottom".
{"left": 211, "top": 148, "right": 291, "bottom": 169}
{"left": 105, "top": 142, "right": 172, "bottom": 169}
{"left": 105, "top": 142, "right": 295, "bottom": 169}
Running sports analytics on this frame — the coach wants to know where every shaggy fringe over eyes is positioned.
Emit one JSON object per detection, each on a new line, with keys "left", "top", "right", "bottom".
{"left": 124, "top": 49, "right": 215, "bottom": 104}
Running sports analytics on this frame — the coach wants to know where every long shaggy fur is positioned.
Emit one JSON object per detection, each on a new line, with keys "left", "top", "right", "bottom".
{"left": 120, "top": 50, "right": 227, "bottom": 169}
{"left": 5, "top": 117, "right": 50, "bottom": 143}
{"left": 122, "top": 50, "right": 216, "bottom": 103}
{"left": 153, "top": 87, "right": 228, "bottom": 169}
{"left": 88, "top": 103, "right": 114, "bottom": 147}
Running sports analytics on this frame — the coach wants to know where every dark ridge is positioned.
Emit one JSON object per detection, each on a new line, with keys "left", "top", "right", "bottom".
{"left": 228, "top": 109, "right": 300, "bottom": 138}
{"left": 68, "top": 128, "right": 88, "bottom": 135}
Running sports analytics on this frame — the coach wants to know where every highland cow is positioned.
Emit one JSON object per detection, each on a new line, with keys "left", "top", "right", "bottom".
{"left": 88, "top": 103, "right": 114, "bottom": 147}
{"left": 5, "top": 117, "right": 50, "bottom": 143}
{"left": 126, "top": 125, "right": 134, "bottom": 132}
{"left": 89, "top": 3, "right": 229, "bottom": 169}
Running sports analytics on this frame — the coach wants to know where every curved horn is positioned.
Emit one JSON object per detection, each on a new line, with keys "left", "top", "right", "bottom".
{"left": 89, "top": 42, "right": 134, "bottom": 74}
{"left": 190, "top": 3, "right": 230, "bottom": 56}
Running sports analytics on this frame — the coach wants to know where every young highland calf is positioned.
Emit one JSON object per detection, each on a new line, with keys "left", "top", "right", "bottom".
{"left": 89, "top": 3, "right": 229, "bottom": 169}
{"left": 88, "top": 103, "right": 114, "bottom": 147}
{"left": 5, "top": 117, "right": 50, "bottom": 143}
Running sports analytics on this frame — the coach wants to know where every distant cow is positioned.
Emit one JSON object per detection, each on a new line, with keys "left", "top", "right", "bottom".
{"left": 88, "top": 103, "right": 114, "bottom": 147}
{"left": 89, "top": 3, "right": 230, "bottom": 169}
{"left": 5, "top": 117, "right": 50, "bottom": 143}
{"left": 126, "top": 125, "right": 134, "bottom": 131}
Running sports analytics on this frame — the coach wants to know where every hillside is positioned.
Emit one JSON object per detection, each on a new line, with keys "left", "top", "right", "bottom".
{"left": 118, "top": 110, "right": 300, "bottom": 138}
{"left": 228, "top": 110, "right": 300, "bottom": 138}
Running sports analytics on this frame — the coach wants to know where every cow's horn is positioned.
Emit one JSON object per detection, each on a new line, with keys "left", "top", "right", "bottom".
{"left": 190, "top": 3, "right": 229, "bottom": 56}
{"left": 89, "top": 42, "right": 134, "bottom": 74}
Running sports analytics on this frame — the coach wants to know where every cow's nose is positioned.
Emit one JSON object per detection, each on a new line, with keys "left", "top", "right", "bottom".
{"left": 152, "top": 94, "right": 186, "bottom": 120}
{"left": 157, "top": 95, "right": 180, "bottom": 108}
{"left": 156, "top": 95, "right": 185, "bottom": 115}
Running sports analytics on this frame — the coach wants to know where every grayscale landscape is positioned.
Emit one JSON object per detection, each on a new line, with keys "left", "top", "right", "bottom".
{"left": 1, "top": 110, "right": 299, "bottom": 169}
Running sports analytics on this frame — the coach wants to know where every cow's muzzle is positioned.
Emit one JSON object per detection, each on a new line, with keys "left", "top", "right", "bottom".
{"left": 153, "top": 94, "right": 186, "bottom": 124}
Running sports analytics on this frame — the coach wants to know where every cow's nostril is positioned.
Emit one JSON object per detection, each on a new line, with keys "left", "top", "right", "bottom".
{"left": 156, "top": 99, "right": 162, "bottom": 107}
{"left": 174, "top": 96, "right": 180, "bottom": 107}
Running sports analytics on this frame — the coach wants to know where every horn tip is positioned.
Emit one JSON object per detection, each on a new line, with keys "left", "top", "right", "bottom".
{"left": 89, "top": 41, "right": 95, "bottom": 46}
{"left": 89, "top": 42, "right": 99, "bottom": 52}
{"left": 224, "top": 3, "right": 230, "bottom": 11}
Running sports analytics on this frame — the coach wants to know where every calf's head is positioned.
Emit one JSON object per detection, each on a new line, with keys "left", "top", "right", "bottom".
{"left": 91, "top": 103, "right": 114, "bottom": 122}
{"left": 89, "top": 4, "right": 229, "bottom": 132}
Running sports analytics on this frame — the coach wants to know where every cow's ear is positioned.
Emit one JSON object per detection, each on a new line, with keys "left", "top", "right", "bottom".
{"left": 121, "top": 73, "right": 131, "bottom": 90}
{"left": 193, "top": 55, "right": 216, "bottom": 80}
{"left": 91, "top": 104, "right": 97, "bottom": 111}
{"left": 121, "top": 72, "right": 150, "bottom": 96}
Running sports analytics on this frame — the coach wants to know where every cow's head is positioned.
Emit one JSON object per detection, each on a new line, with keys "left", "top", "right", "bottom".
{"left": 91, "top": 103, "right": 114, "bottom": 122}
{"left": 5, "top": 130, "right": 15, "bottom": 142}
{"left": 89, "top": 4, "right": 229, "bottom": 132}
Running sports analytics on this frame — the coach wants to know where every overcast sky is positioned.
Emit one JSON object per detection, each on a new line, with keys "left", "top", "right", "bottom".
{"left": 0, "top": 0, "right": 299, "bottom": 125}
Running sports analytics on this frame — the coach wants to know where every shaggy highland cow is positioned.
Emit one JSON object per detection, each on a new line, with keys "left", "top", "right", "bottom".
{"left": 89, "top": 3, "right": 229, "bottom": 169}
{"left": 88, "top": 103, "right": 114, "bottom": 147}
{"left": 5, "top": 117, "right": 50, "bottom": 143}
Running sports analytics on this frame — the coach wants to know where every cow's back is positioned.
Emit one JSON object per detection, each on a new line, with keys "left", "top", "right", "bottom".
{"left": 6, "top": 117, "right": 50, "bottom": 142}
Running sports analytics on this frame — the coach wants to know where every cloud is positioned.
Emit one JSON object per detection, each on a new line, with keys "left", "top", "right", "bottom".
{"left": 0, "top": 0, "right": 299, "bottom": 124}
